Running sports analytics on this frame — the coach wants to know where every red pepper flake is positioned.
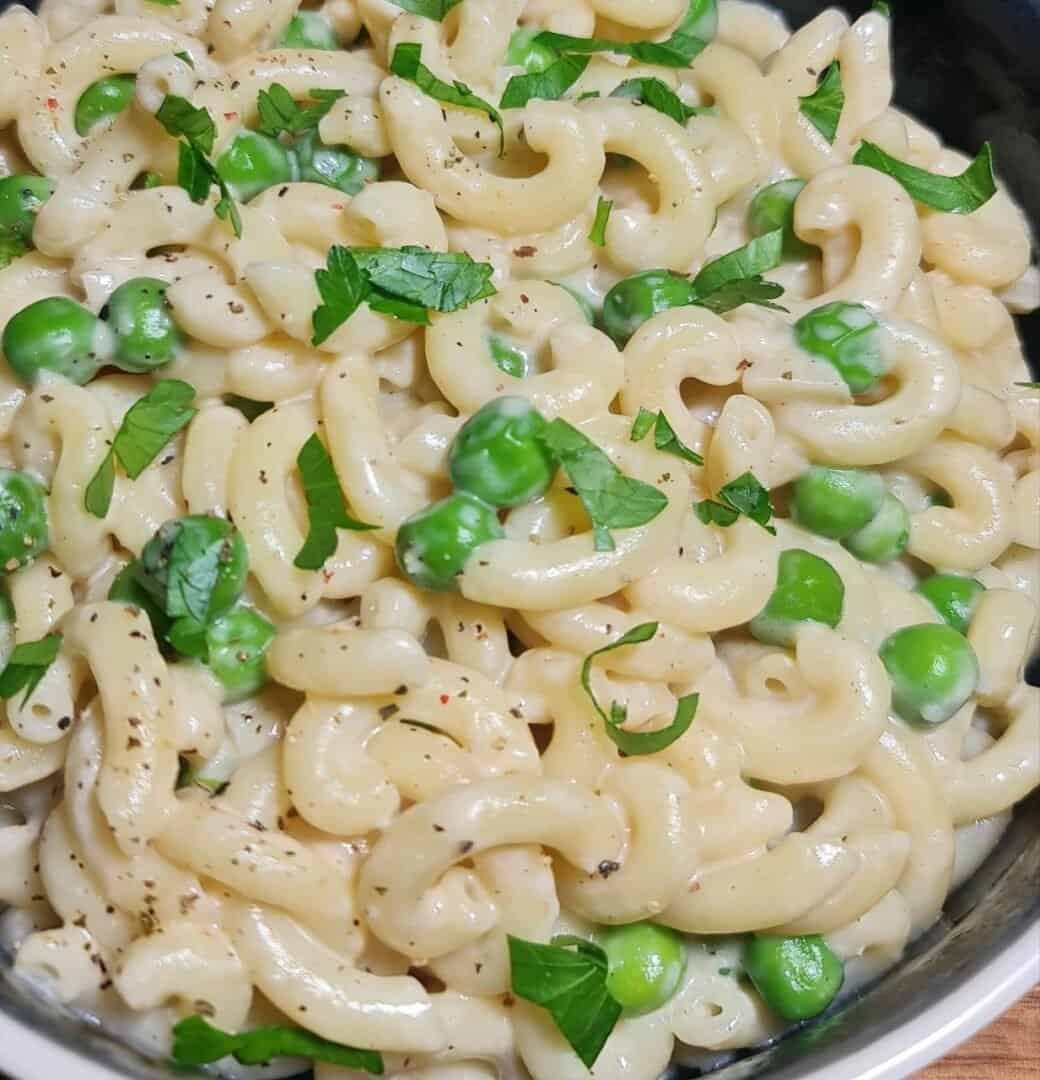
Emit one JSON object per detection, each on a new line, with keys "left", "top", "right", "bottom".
{"left": 439, "top": 694, "right": 450, "bottom": 705}
{"left": 223, "top": 111, "right": 238, "bottom": 120}
{"left": 46, "top": 98, "right": 58, "bottom": 110}
{"left": 331, "top": 204, "right": 345, "bottom": 211}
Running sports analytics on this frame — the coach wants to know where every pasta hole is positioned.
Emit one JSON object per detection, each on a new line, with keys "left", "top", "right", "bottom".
{"left": 0, "top": 801, "right": 26, "bottom": 828}
{"left": 145, "top": 244, "right": 187, "bottom": 259}
{"left": 600, "top": 158, "right": 659, "bottom": 215}
{"left": 31, "top": 704, "right": 51, "bottom": 720}
{"left": 764, "top": 677, "right": 788, "bottom": 695}
{"left": 791, "top": 796, "right": 825, "bottom": 831}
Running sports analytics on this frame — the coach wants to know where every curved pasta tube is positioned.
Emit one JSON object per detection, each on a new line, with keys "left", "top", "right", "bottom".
{"left": 12, "top": 380, "right": 114, "bottom": 579}
{"left": 684, "top": 112, "right": 758, "bottom": 207}
{"left": 620, "top": 306, "right": 744, "bottom": 456}
{"left": 706, "top": 394, "right": 808, "bottom": 493}
{"left": 660, "top": 832, "right": 859, "bottom": 934}
{"left": 684, "top": 42, "right": 781, "bottom": 165}
{"left": 208, "top": 0, "right": 297, "bottom": 60}
{"left": 63, "top": 603, "right": 177, "bottom": 853}
{"left": 968, "top": 589, "right": 1037, "bottom": 707}
{"left": 0, "top": 778, "right": 55, "bottom": 908}
{"left": 358, "top": 775, "right": 625, "bottom": 961}
{"left": 113, "top": 921, "right": 252, "bottom": 1031}
{"left": 15, "top": 925, "right": 108, "bottom": 1003}
{"left": 0, "top": 5, "right": 46, "bottom": 128}
{"left": 825, "top": 889, "right": 912, "bottom": 980}
{"left": 861, "top": 723, "right": 954, "bottom": 936}
{"left": 556, "top": 761, "right": 700, "bottom": 925}
{"left": 381, "top": 79, "right": 605, "bottom": 234}
{"left": 625, "top": 514, "right": 780, "bottom": 635}
{"left": 156, "top": 798, "right": 352, "bottom": 925}
{"left": 790, "top": 166, "right": 921, "bottom": 314}
{"left": 580, "top": 98, "right": 714, "bottom": 273}
{"left": 775, "top": 319, "right": 962, "bottom": 466}
{"left": 428, "top": 844, "right": 558, "bottom": 996}
{"left": 228, "top": 403, "right": 391, "bottom": 616}
{"left": 284, "top": 699, "right": 400, "bottom": 835}
{"left": 775, "top": 11, "right": 892, "bottom": 179}
{"left": 920, "top": 151, "right": 1032, "bottom": 290}
{"left": 696, "top": 624, "right": 890, "bottom": 785}
{"left": 947, "top": 385, "right": 1015, "bottom": 451}
{"left": 1012, "top": 470, "right": 1040, "bottom": 549}
{"left": 5, "top": 558, "right": 83, "bottom": 744}
{"left": 0, "top": 725, "right": 66, "bottom": 793}
{"left": 946, "top": 687, "right": 1040, "bottom": 826}
{"left": 267, "top": 624, "right": 430, "bottom": 696}
{"left": 16, "top": 15, "right": 196, "bottom": 173}
{"left": 458, "top": 415, "right": 689, "bottom": 611}
{"left": 904, "top": 438, "right": 1015, "bottom": 571}
{"left": 229, "top": 902, "right": 446, "bottom": 1053}
{"left": 181, "top": 404, "right": 248, "bottom": 518}
{"left": 320, "top": 353, "right": 439, "bottom": 535}
{"left": 426, "top": 282, "right": 623, "bottom": 421}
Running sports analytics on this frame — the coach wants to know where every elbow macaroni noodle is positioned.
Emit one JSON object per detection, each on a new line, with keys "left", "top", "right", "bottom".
{"left": 0, "top": 0, "right": 1036, "bottom": 1077}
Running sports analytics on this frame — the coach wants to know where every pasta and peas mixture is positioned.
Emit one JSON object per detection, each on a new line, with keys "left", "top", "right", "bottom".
{"left": 0, "top": 0, "right": 1037, "bottom": 1076}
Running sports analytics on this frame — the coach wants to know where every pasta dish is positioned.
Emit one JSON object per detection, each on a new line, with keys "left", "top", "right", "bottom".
{"left": 0, "top": 0, "right": 1036, "bottom": 1076}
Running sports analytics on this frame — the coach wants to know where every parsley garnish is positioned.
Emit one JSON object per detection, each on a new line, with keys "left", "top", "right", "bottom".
{"left": 294, "top": 434, "right": 377, "bottom": 570}
{"left": 852, "top": 141, "right": 997, "bottom": 214}
{"left": 588, "top": 197, "right": 613, "bottom": 246}
{"left": 171, "top": 1015, "right": 383, "bottom": 1073}
{"left": 154, "top": 95, "right": 241, "bottom": 237}
{"left": 630, "top": 408, "right": 703, "bottom": 465}
{"left": 0, "top": 634, "right": 62, "bottom": 706}
{"left": 532, "top": 0, "right": 717, "bottom": 67}
{"left": 539, "top": 419, "right": 668, "bottom": 552}
{"left": 255, "top": 84, "right": 345, "bottom": 138}
{"left": 872, "top": 1, "right": 891, "bottom": 15}
{"left": 696, "top": 470, "right": 776, "bottom": 534}
{"left": 799, "top": 61, "right": 844, "bottom": 144}
{"left": 508, "top": 936, "right": 622, "bottom": 1068}
{"left": 146, "top": 0, "right": 180, "bottom": 6}
{"left": 85, "top": 380, "right": 197, "bottom": 519}
{"left": 390, "top": 43, "right": 504, "bottom": 156}
{"left": 580, "top": 622, "right": 699, "bottom": 755}
{"left": 311, "top": 244, "right": 496, "bottom": 345}
{"left": 500, "top": 53, "right": 589, "bottom": 109}
{"left": 1014, "top": 381, "right": 1040, "bottom": 391}
{"left": 689, "top": 229, "right": 787, "bottom": 314}
{"left": 386, "top": 0, "right": 462, "bottom": 17}
{"left": 610, "top": 77, "right": 700, "bottom": 124}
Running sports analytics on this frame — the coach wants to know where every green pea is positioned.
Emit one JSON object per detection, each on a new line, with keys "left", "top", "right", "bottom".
{"left": 488, "top": 335, "right": 527, "bottom": 378}
{"left": 395, "top": 492, "right": 504, "bottom": 592}
{"left": 2, "top": 297, "right": 111, "bottom": 385}
{"left": 293, "top": 130, "right": 379, "bottom": 196}
{"left": 0, "top": 469, "right": 48, "bottom": 573}
{"left": 747, "top": 179, "right": 816, "bottom": 260}
{"left": 0, "top": 175, "right": 56, "bottom": 246}
{"left": 103, "top": 277, "right": 181, "bottom": 372}
{"left": 204, "top": 606, "right": 276, "bottom": 702}
{"left": 879, "top": 623, "right": 980, "bottom": 726}
{"left": 108, "top": 561, "right": 173, "bottom": 645}
{"left": 449, "top": 397, "right": 557, "bottom": 508}
{"left": 601, "top": 923, "right": 686, "bottom": 1016}
{"left": 602, "top": 269, "right": 695, "bottom": 348}
{"left": 137, "top": 515, "right": 249, "bottom": 622}
{"left": 744, "top": 935, "right": 844, "bottom": 1022}
{"left": 278, "top": 11, "right": 341, "bottom": 50}
{"left": 843, "top": 493, "right": 909, "bottom": 563}
{"left": 74, "top": 74, "right": 136, "bottom": 136}
{"left": 750, "top": 548, "right": 845, "bottom": 647}
{"left": 794, "top": 301, "right": 885, "bottom": 395}
{"left": 792, "top": 466, "right": 886, "bottom": 540}
{"left": 216, "top": 131, "right": 298, "bottom": 203}
{"left": 505, "top": 27, "right": 558, "bottom": 74}
{"left": 551, "top": 282, "right": 597, "bottom": 325}
{"left": 915, "top": 573, "right": 985, "bottom": 634}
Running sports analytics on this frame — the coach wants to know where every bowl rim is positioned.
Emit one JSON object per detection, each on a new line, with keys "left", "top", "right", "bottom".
{"left": 0, "top": 919, "right": 1035, "bottom": 1080}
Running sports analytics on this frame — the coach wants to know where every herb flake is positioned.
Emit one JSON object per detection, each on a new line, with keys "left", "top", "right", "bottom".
{"left": 500, "top": 53, "right": 589, "bottom": 109}
{"left": 696, "top": 470, "right": 775, "bottom": 534}
{"left": 0, "top": 634, "right": 62, "bottom": 706}
{"left": 588, "top": 197, "right": 613, "bottom": 246}
{"left": 799, "top": 61, "right": 844, "bottom": 144}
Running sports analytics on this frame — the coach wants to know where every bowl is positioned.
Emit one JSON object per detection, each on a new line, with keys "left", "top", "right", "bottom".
{"left": 0, "top": 1, "right": 1036, "bottom": 1078}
